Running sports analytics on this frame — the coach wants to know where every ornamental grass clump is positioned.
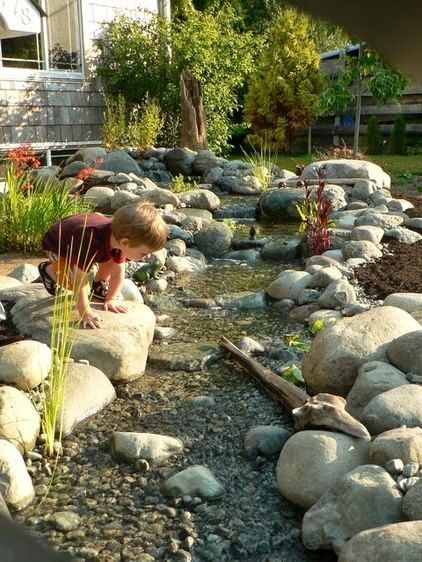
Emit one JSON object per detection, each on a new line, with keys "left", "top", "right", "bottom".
{"left": 0, "top": 162, "right": 89, "bottom": 253}
{"left": 241, "top": 138, "right": 278, "bottom": 190}
{"left": 295, "top": 165, "right": 333, "bottom": 256}
{"left": 40, "top": 232, "right": 91, "bottom": 458}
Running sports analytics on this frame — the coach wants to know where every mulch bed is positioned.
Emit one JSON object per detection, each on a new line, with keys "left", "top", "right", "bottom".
{"left": 354, "top": 239, "right": 422, "bottom": 299}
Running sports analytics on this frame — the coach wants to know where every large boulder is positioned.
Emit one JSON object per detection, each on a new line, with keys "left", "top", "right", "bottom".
{"left": 387, "top": 330, "right": 422, "bottom": 376}
{"left": 301, "top": 159, "right": 391, "bottom": 189}
{"left": 276, "top": 430, "right": 369, "bottom": 509}
{"left": 361, "top": 385, "right": 422, "bottom": 435}
{"left": 194, "top": 222, "right": 233, "bottom": 258}
{"left": 65, "top": 147, "right": 107, "bottom": 166}
{"left": 11, "top": 297, "right": 155, "bottom": 383}
{"left": 302, "top": 465, "right": 403, "bottom": 554}
{"left": 97, "top": 150, "right": 143, "bottom": 176}
{"left": 346, "top": 361, "right": 409, "bottom": 419}
{"left": 58, "top": 362, "right": 116, "bottom": 436}
{"left": 302, "top": 307, "right": 421, "bottom": 396}
{"left": 370, "top": 427, "right": 422, "bottom": 466}
{"left": 163, "top": 148, "right": 196, "bottom": 176}
{"left": 338, "top": 521, "right": 422, "bottom": 562}
{"left": 192, "top": 150, "right": 221, "bottom": 175}
{"left": 83, "top": 186, "right": 114, "bottom": 213}
{"left": 402, "top": 479, "right": 422, "bottom": 520}
{"left": 259, "top": 188, "right": 305, "bottom": 220}
{"left": 383, "top": 293, "right": 422, "bottom": 313}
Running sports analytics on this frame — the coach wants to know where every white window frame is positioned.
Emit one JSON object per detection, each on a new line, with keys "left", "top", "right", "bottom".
{"left": 0, "top": 0, "right": 85, "bottom": 80}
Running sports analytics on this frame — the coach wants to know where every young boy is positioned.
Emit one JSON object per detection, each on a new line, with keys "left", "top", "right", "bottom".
{"left": 39, "top": 202, "right": 168, "bottom": 329}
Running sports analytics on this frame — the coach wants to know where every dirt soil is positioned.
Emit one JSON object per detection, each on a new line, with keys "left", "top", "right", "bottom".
{"left": 354, "top": 190, "right": 422, "bottom": 299}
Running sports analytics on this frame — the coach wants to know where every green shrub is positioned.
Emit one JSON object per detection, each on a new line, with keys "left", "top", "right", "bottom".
{"left": 95, "top": 5, "right": 259, "bottom": 153}
{"left": 366, "top": 116, "right": 382, "bottom": 154}
{"left": 0, "top": 164, "right": 90, "bottom": 253}
{"left": 241, "top": 137, "right": 278, "bottom": 189}
{"left": 388, "top": 115, "right": 407, "bottom": 155}
{"left": 102, "top": 94, "right": 164, "bottom": 149}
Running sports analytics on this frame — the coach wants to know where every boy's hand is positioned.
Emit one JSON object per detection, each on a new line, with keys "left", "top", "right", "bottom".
{"left": 104, "top": 299, "right": 128, "bottom": 314}
{"left": 82, "top": 312, "right": 103, "bottom": 329}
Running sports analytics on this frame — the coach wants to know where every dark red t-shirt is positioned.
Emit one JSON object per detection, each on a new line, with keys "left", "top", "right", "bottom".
{"left": 41, "top": 213, "right": 125, "bottom": 271}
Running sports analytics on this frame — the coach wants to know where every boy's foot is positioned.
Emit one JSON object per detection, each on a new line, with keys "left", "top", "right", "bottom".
{"left": 91, "top": 280, "right": 108, "bottom": 300}
{"left": 38, "top": 261, "right": 58, "bottom": 296}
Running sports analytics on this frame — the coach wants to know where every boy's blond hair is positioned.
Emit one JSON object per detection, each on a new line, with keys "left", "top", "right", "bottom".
{"left": 112, "top": 202, "right": 168, "bottom": 251}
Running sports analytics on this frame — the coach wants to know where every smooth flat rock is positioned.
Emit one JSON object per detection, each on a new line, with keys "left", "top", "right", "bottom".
{"left": 11, "top": 297, "right": 155, "bottom": 383}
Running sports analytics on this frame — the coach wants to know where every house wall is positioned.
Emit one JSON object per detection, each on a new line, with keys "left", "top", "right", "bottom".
{"left": 0, "top": 0, "right": 165, "bottom": 155}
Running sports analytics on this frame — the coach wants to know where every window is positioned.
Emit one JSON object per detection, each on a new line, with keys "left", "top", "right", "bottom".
{"left": 0, "top": 0, "right": 82, "bottom": 72}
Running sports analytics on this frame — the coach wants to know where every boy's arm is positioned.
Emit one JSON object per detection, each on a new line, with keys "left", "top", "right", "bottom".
{"left": 73, "top": 267, "right": 102, "bottom": 329}
{"left": 104, "top": 261, "right": 128, "bottom": 313}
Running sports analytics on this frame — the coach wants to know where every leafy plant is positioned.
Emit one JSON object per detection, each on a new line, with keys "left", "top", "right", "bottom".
{"left": 0, "top": 163, "right": 90, "bottom": 253}
{"left": 102, "top": 93, "right": 164, "bottom": 149}
{"left": 309, "top": 317, "right": 337, "bottom": 335}
{"left": 244, "top": 7, "right": 323, "bottom": 152}
{"left": 394, "top": 169, "right": 413, "bottom": 185}
{"left": 222, "top": 218, "right": 237, "bottom": 233}
{"left": 281, "top": 364, "right": 305, "bottom": 387}
{"left": 283, "top": 332, "right": 310, "bottom": 353}
{"left": 295, "top": 166, "right": 333, "bottom": 256}
{"left": 95, "top": 5, "right": 258, "bottom": 153}
{"left": 170, "top": 174, "right": 198, "bottom": 193}
{"left": 241, "top": 137, "right": 278, "bottom": 189}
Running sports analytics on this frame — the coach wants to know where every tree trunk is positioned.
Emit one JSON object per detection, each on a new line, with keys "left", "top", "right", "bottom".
{"left": 180, "top": 68, "right": 207, "bottom": 151}
{"left": 353, "top": 43, "right": 363, "bottom": 158}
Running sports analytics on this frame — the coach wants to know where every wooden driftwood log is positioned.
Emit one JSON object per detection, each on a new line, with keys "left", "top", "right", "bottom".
{"left": 220, "top": 336, "right": 370, "bottom": 441}
{"left": 180, "top": 68, "right": 207, "bottom": 151}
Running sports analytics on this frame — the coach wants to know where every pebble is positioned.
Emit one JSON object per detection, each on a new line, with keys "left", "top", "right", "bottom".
{"left": 403, "top": 462, "right": 419, "bottom": 477}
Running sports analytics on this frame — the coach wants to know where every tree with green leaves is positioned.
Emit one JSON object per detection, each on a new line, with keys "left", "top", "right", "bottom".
{"left": 244, "top": 7, "right": 323, "bottom": 152}
{"left": 95, "top": 4, "right": 258, "bottom": 153}
{"left": 317, "top": 44, "right": 407, "bottom": 156}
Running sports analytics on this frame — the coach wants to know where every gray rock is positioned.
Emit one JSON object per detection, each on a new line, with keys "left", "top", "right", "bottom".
{"left": 384, "top": 458, "right": 404, "bottom": 475}
{"left": 161, "top": 465, "right": 224, "bottom": 500}
{"left": 8, "top": 264, "right": 40, "bottom": 284}
{"left": 194, "top": 223, "right": 233, "bottom": 258}
{"left": 50, "top": 511, "right": 81, "bottom": 532}
{"left": 342, "top": 240, "right": 383, "bottom": 261}
{"left": 190, "top": 396, "right": 216, "bottom": 409}
{"left": 259, "top": 188, "right": 305, "bottom": 220}
{"left": 0, "top": 439, "right": 35, "bottom": 510}
{"left": 307, "top": 266, "right": 343, "bottom": 288}
{"left": 302, "top": 465, "right": 402, "bottom": 554}
{"left": 370, "top": 427, "right": 422, "bottom": 466}
{"left": 388, "top": 330, "right": 422, "bottom": 376}
{"left": 346, "top": 360, "right": 408, "bottom": 419}
{"left": 351, "top": 179, "right": 377, "bottom": 200}
{"left": 266, "top": 270, "right": 312, "bottom": 301}
{"left": 260, "top": 239, "right": 302, "bottom": 261}
{"left": 0, "top": 340, "right": 52, "bottom": 390}
{"left": 383, "top": 227, "right": 422, "bottom": 243}
{"left": 362, "top": 385, "right": 422, "bottom": 435}
{"left": 0, "top": 386, "right": 40, "bottom": 453}
{"left": 83, "top": 186, "right": 115, "bottom": 213}
{"left": 166, "top": 238, "right": 186, "bottom": 257}
{"left": 12, "top": 298, "right": 156, "bottom": 383}
{"left": 215, "top": 291, "right": 267, "bottom": 310}
{"left": 403, "top": 462, "right": 419, "bottom": 477}
{"left": 97, "top": 150, "right": 143, "bottom": 175}
{"left": 163, "top": 148, "right": 195, "bottom": 176}
{"left": 387, "top": 198, "right": 414, "bottom": 212}
{"left": 154, "top": 326, "right": 176, "bottom": 340}
{"left": 166, "top": 255, "right": 206, "bottom": 273}
{"left": 337, "top": 521, "right": 422, "bottom": 562}
{"left": 402, "top": 479, "right": 422, "bottom": 519}
{"left": 223, "top": 249, "right": 261, "bottom": 262}
{"left": 318, "top": 278, "right": 356, "bottom": 309}
{"left": 276, "top": 430, "right": 369, "bottom": 509}
{"left": 350, "top": 225, "right": 384, "bottom": 244}
{"left": 168, "top": 225, "right": 194, "bottom": 245}
{"left": 65, "top": 147, "right": 107, "bottom": 165}
{"left": 404, "top": 217, "right": 422, "bottom": 233}
{"left": 302, "top": 307, "right": 421, "bottom": 396}
{"left": 301, "top": 159, "right": 390, "bottom": 189}
{"left": 178, "top": 189, "right": 220, "bottom": 211}
{"left": 235, "top": 336, "right": 265, "bottom": 354}
{"left": 110, "top": 190, "right": 139, "bottom": 211}
{"left": 244, "top": 426, "right": 291, "bottom": 459}
{"left": 110, "top": 432, "right": 183, "bottom": 465}
{"left": 354, "top": 212, "right": 404, "bottom": 231}
{"left": 383, "top": 292, "right": 422, "bottom": 313}
{"left": 58, "top": 362, "right": 116, "bottom": 436}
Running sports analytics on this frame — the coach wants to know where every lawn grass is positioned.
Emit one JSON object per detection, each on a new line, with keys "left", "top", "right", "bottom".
{"left": 232, "top": 151, "right": 422, "bottom": 178}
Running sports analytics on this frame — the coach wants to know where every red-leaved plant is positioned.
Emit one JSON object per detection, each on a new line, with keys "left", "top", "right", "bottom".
{"left": 6, "top": 143, "right": 41, "bottom": 174}
{"left": 296, "top": 165, "right": 333, "bottom": 256}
